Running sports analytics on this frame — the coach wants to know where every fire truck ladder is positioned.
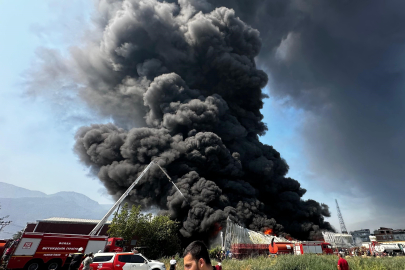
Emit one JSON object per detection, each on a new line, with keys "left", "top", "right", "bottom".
{"left": 89, "top": 160, "right": 186, "bottom": 236}
{"left": 335, "top": 199, "right": 348, "bottom": 234}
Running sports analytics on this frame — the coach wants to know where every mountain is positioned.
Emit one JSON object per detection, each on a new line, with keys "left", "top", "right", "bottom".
{"left": 100, "top": 204, "right": 114, "bottom": 211}
{"left": 0, "top": 182, "right": 108, "bottom": 239}
{"left": 0, "top": 182, "right": 46, "bottom": 198}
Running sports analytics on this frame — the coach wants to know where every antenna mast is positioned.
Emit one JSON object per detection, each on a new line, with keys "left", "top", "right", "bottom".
{"left": 335, "top": 199, "right": 348, "bottom": 234}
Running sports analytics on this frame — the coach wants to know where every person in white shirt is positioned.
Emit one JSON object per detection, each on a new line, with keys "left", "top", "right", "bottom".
{"left": 170, "top": 255, "right": 177, "bottom": 270}
{"left": 82, "top": 252, "right": 94, "bottom": 270}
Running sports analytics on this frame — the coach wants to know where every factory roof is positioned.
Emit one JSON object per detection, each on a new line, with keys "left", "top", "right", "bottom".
{"left": 38, "top": 217, "right": 112, "bottom": 224}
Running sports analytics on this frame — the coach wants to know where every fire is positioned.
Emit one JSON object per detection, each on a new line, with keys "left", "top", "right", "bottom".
{"left": 210, "top": 223, "right": 223, "bottom": 237}
{"left": 286, "top": 234, "right": 293, "bottom": 241}
{"left": 264, "top": 229, "right": 273, "bottom": 235}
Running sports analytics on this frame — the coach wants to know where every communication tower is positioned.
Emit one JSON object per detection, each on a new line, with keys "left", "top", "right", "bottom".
{"left": 335, "top": 199, "right": 348, "bottom": 234}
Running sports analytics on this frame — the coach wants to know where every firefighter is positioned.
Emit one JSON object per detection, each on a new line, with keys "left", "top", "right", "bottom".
{"left": 69, "top": 247, "right": 84, "bottom": 270}
{"left": 82, "top": 252, "right": 94, "bottom": 270}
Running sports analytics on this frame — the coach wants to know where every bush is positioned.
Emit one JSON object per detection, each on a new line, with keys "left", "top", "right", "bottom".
{"left": 107, "top": 203, "right": 181, "bottom": 259}
{"left": 209, "top": 246, "right": 222, "bottom": 259}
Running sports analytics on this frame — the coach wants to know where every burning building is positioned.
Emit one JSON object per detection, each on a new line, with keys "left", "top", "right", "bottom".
{"left": 322, "top": 232, "right": 354, "bottom": 248}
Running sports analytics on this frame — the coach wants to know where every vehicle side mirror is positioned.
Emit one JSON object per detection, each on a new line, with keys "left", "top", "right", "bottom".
{"left": 144, "top": 260, "right": 148, "bottom": 264}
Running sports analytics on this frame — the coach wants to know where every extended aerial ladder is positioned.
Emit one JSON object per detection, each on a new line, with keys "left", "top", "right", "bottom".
{"left": 335, "top": 199, "right": 348, "bottom": 234}
{"left": 89, "top": 160, "right": 186, "bottom": 235}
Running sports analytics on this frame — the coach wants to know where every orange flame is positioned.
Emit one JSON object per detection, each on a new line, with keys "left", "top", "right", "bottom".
{"left": 264, "top": 229, "right": 273, "bottom": 235}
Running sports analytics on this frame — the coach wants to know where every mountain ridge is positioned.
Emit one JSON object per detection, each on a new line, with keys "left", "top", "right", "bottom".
{"left": 0, "top": 182, "right": 46, "bottom": 198}
{"left": 0, "top": 182, "right": 109, "bottom": 239}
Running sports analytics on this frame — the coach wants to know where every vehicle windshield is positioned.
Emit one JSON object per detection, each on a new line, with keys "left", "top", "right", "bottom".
{"left": 115, "top": 240, "right": 124, "bottom": 248}
{"left": 141, "top": 254, "right": 151, "bottom": 262}
{"left": 328, "top": 245, "right": 332, "bottom": 249}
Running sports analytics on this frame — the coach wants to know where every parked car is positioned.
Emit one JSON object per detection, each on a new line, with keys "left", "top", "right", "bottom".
{"left": 79, "top": 252, "right": 165, "bottom": 270}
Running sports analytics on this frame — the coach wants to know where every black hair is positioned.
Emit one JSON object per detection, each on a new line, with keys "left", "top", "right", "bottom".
{"left": 183, "top": 241, "right": 211, "bottom": 265}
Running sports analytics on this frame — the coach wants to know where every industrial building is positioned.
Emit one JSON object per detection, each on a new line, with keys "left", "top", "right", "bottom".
{"left": 24, "top": 217, "right": 111, "bottom": 235}
{"left": 374, "top": 227, "right": 405, "bottom": 242}
{"left": 351, "top": 229, "right": 371, "bottom": 242}
{"left": 322, "top": 232, "right": 354, "bottom": 248}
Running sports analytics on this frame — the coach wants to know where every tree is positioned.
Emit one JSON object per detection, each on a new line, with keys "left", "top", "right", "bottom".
{"left": 137, "top": 214, "right": 181, "bottom": 259}
{"left": 13, "top": 229, "right": 23, "bottom": 240}
{"left": 107, "top": 203, "right": 143, "bottom": 243}
{"left": 107, "top": 203, "right": 181, "bottom": 258}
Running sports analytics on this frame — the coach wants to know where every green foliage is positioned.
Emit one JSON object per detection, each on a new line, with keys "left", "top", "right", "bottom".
{"left": 137, "top": 214, "right": 181, "bottom": 259}
{"left": 12, "top": 229, "right": 24, "bottom": 240}
{"left": 107, "top": 203, "right": 142, "bottom": 243}
{"left": 160, "top": 255, "right": 405, "bottom": 270}
{"left": 209, "top": 246, "right": 222, "bottom": 259}
{"left": 107, "top": 203, "right": 181, "bottom": 259}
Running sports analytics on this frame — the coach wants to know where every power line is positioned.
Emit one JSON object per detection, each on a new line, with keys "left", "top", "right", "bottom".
{"left": 0, "top": 221, "right": 12, "bottom": 233}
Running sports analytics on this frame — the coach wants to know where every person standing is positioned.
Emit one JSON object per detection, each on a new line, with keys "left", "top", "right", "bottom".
{"left": 82, "top": 252, "right": 94, "bottom": 270}
{"left": 170, "top": 255, "right": 177, "bottom": 270}
{"left": 183, "top": 241, "right": 213, "bottom": 270}
{"left": 337, "top": 252, "right": 349, "bottom": 270}
{"left": 69, "top": 247, "right": 84, "bottom": 270}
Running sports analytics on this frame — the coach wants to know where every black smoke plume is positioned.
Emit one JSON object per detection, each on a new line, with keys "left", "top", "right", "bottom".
{"left": 196, "top": 0, "right": 405, "bottom": 229}
{"left": 73, "top": 0, "right": 333, "bottom": 240}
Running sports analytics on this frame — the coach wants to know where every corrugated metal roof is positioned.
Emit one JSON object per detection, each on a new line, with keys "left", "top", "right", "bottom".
{"left": 39, "top": 217, "right": 112, "bottom": 224}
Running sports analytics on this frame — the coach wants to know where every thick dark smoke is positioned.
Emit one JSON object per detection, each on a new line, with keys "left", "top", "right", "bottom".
{"left": 72, "top": 0, "right": 333, "bottom": 240}
{"left": 197, "top": 0, "right": 405, "bottom": 228}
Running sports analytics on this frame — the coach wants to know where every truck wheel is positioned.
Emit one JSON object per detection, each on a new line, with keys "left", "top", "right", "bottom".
{"left": 24, "top": 260, "right": 43, "bottom": 270}
{"left": 46, "top": 259, "right": 61, "bottom": 269}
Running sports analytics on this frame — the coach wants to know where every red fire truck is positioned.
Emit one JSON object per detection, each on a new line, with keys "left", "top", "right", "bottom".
{"left": 1, "top": 160, "right": 182, "bottom": 270}
{"left": 2, "top": 232, "right": 123, "bottom": 270}
{"left": 0, "top": 239, "right": 11, "bottom": 259}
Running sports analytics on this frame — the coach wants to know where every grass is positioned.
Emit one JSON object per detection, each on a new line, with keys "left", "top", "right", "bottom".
{"left": 160, "top": 254, "right": 405, "bottom": 270}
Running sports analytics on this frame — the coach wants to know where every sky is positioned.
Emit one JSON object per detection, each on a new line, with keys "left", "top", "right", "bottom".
{"left": 0, "top": 1, "right": 111, "bottom": 199}
{"left": 1, "top": 0, "right": 404, "bottom": 233}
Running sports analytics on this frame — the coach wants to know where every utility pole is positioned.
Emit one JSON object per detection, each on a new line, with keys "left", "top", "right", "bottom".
{"left": 0, "top": 204, "right": 11, "bottom": 233}
{"left": 335, "top": 199, "right": 348, "bottom": 234}
{"left": 0, "top": 220, "right": 11, "bottom": 233}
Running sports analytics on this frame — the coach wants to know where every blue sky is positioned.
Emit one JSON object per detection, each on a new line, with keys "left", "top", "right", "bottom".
{"left": 0, "top": 0, "right": 373, "bottom": 232}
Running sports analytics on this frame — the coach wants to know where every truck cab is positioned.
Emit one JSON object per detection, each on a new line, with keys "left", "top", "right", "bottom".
{"left": 321, "top": 243, "right": 333, "bottom": 254}
{"left": 104, "top": 238, "right": 124, "bottom": 252}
